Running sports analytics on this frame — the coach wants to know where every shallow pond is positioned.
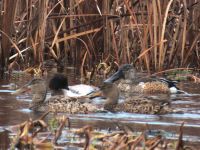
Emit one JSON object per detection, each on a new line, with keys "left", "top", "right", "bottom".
{"left": 0, "top": 68, "right": 200, "bottom": 149}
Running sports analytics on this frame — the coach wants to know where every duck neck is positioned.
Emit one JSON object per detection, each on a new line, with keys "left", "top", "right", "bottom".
{"left": 104, "top": 70, "right": 122, "bottom": 83}
{"left": 103, "top": 84, "right": 119, "bottom": 111}
{"left": 31, "top": 82, "right": 47, "bottom": 107}
{"left": 51, "top": 89, "right": 64, "bottom": 96}
{"left": 30, "top": 100, "right": 46, "bottom": 111}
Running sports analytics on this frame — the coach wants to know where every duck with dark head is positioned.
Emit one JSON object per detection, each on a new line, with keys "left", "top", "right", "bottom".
{"left": 12, "top": 74, "right": 100, "bottom": 113}
{"left": 105, "top": 64, "right": 182, "bottom": 94}
{"left": 12, "top": 72, "right": 173, "bottom": 114}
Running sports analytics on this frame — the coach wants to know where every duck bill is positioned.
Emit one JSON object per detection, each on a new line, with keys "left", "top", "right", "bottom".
{"left": 11, "top": 84, "right": 31, "bottom": 95}
{"left": 87, "top": 90, "right": 104, "bottom": 98}
{"left": 104, "top": 70, "right": 124, "bottom": 83}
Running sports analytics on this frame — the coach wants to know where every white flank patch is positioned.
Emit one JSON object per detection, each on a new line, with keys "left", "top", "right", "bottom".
{"left": 63, "top": 84, "right": 98, "bottom": 97}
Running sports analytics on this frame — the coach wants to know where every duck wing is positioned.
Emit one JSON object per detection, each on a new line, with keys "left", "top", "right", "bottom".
{"left": 67, "top": 84, "right": 99, "bottom": 97}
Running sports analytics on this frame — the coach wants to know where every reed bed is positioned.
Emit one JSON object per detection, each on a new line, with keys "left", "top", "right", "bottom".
{"left": 10, "top": 112, "right": 197, "bottom": 150}
{"left": 0, "top": 0, "right": 200, "bottom": 77}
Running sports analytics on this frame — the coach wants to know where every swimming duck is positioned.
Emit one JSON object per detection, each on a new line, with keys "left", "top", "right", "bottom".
{"left": 12, "top": 76, "right": 172, "bottom": 114}
{"left": 49, "top": 74, "right": 99, "bottom": 97}
{"left": 104, "top": 64, "right": 180, "bottom": 94}
{"left": 100, "top": 82, "right": 172, "bottom": 114}
{"left": 12, "top": 74, "right": 99, "bottom": 113}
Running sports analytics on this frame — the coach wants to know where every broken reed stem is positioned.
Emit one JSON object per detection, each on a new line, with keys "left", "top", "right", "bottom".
{"left": 149, "top": 139, "right": 162, "bottom": 150}
{"left": 129, "top": 133, "right": 145, "bottom": 149}
{"left": 176, "top": 122, "right": 184, "bottom": 150}
{"left": 53, "top": 117, "right": 68, "bottom": 144}
{"left": 39, "top": 111, "right": 50, "bottom": 120}
{"left": 151, "top": 68, "right": 200, "bottom": 76}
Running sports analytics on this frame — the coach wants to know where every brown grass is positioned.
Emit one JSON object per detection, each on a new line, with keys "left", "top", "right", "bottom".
{"left": 0, "top": 0, "right": 200, "bottom": 75}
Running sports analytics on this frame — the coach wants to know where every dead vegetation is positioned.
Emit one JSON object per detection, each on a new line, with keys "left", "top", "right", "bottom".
{"left": 10, "top": 113, "right": 197, "bottom": 150}
{"left": 0, "top": 0, "right": 200, "bottom": 78}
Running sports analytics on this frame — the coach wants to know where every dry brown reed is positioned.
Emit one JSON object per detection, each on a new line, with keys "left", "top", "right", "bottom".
{"left": 0, "top": 0, "right": 200, "bottom": 76}
{"left": 10, "top": 112, "right": 196, "bottom": 150}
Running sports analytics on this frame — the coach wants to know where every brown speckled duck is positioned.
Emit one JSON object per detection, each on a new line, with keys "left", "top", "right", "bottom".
{"left": 12, "top": 73, "right": 172, "bottom": 114}
{"left": 104, "top": 64, "right": 181, "bottom": 94}
{"left": 101, "top": 82, "right": 172, "bottom": 114}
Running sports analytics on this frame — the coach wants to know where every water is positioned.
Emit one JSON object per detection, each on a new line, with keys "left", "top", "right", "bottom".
{"left": 0, "top": 70, "right": 200, "bottom": 148}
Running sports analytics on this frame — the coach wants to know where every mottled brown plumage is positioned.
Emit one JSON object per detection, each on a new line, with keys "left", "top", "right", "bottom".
{"left": 114, "top": 97, "right": 171, "bottom": 114}
{"left": 105, "top": 64, "right": 180, "bottom": 94}
{"left": 13, "top": 72, "right": 173, "bottom": 114}
{"left": 118, "top": 80, "right": 170, "bottom": 94}
{"left": 30, "top": 95, "right": 98, "bottom": 113}
{"left": 101, "top": 82, "right": 171, "bottom": 114}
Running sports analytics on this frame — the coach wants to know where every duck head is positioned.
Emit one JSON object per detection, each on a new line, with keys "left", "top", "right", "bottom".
{"left": 12, "top": 78, "right": 47, "bottom": 104}
{"left": 104, "top": 64, "right": 135, "bottom": 83}
{"left": 49, "top": 74, "right": 69, "bottom": 91}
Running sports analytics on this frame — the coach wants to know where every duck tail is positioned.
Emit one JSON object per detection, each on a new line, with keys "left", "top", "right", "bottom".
{"left": 159, "top": 78, "right": 179, "bottom": 88}
{"left": 159, "top": 78, "right": 184, "bottom": 94}
{"left": 159, "top": 78, "right": 178, "bottom": 85}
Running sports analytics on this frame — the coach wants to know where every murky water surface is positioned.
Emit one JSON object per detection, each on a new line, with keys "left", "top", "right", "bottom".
{"left": 0, "top": 69, "right": 200, "bottom": 148}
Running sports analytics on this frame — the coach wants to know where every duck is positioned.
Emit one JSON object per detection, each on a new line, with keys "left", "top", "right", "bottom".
{"left": 49, "top": 74, "right": 99, "bottom": 97}
{"left": 12, "top": 74, "right": 100, "bottom": 113}
{"left": 104, "top": 64, "right": 181, "bottom": 94}
{"left": 12, "top": 74, "right": 171, "bottom": 114}
{"left": 100, "top": 82, "right": 172, "bottom": 114}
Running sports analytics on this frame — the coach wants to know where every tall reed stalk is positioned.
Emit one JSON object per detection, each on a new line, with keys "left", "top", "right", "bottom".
{"left": 0, "top": 0, "right": 199, "bottom": 76}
